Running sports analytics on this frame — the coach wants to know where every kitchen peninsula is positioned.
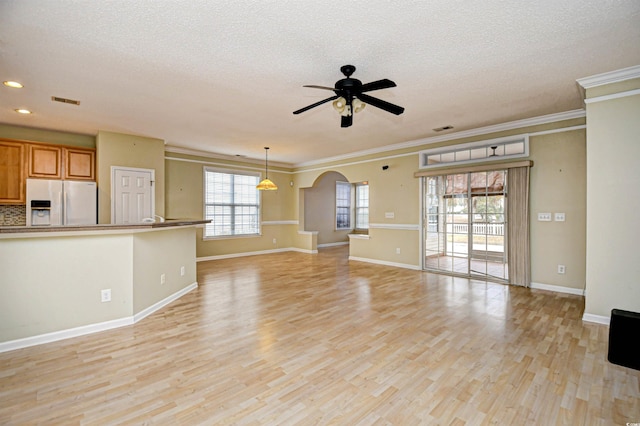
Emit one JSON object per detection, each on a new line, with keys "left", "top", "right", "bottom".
{"left": 0, "top": 220, "right": 208, "bottom": 352}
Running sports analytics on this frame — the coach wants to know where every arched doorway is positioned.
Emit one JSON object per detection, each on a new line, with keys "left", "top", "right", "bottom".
{"left": 303, "top": 171, "right": 351, "bottom": 248}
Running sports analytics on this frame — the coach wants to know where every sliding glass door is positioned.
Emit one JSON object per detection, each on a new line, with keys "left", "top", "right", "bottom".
{"left": 424, "top": 171, "right": 508, "bottom": 281}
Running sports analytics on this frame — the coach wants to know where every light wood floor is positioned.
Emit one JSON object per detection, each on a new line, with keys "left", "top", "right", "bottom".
{"left": 1, "top": 246, "right": 639, "bottom": 425}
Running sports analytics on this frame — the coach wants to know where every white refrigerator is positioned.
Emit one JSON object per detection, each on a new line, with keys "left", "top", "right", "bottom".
{"left": 26, "top": 179, "right": 97, "bottom": 226}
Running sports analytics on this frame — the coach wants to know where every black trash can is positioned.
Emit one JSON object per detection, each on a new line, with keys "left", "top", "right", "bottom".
{"left": 608, "top": 309, "right": 640, "bottom": 371}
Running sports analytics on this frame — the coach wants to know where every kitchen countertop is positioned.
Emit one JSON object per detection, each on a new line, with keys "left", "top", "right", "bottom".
{"left": 0, "top": 219, "right": 210, "bottom": 234}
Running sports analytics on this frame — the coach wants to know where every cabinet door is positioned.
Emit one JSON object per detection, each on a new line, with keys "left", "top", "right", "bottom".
{"left": 0, "top": 141, "right": 26, "bottom": 204}
{"left": 28, "top": 144, "right": 62, "bottom": 178}
{"left": 64, "top": 148, "right": 95, "bottom": 180}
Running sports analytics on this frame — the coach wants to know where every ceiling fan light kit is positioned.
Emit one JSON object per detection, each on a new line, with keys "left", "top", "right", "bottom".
{"left": 293, "top": 65, "right": 404, "bottom": 128}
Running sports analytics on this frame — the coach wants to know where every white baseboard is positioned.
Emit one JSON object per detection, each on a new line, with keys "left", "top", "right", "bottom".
{"left": 0, "top": 317, "right": 134, "bottom": 354}
{"left": 197, "top": 248, "right": 291, "bottom": 261}
{"left": 317, "top": 241, "right": 349, "bottom": 248}
{"left": 133, "top": 282, "right": 198, "bottom": 323}
{"left": 197, "top": 247, "right": 322, "bottom": 261}
{"left": 288, "top": 247, "right": 318, "bottom": 254}
{"left": 349, "top": 256, "right": 422, "bottom": 271}
{"left": 530, "top": 282, "right": 585, "bottom": 296}
{"left": 582, "top": 313, "right": 610, "bottom": 325}
{"left": 0, "top": 282, "right": 198, "bottom": 354}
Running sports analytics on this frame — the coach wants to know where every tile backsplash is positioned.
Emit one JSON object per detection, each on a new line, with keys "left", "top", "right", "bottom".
{"left": 0, "top": 205, "right": 26, "bottom": 226}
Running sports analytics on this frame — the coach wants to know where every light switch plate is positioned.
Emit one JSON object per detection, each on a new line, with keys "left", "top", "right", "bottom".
{"left": 555, "top": 213, "right": 566, "bottom": 222}
{"left": 538, "top": 212, "right": 552, "bottom": 221}
{"left": 385, "top": 212, "right": 395, "bottom": 219}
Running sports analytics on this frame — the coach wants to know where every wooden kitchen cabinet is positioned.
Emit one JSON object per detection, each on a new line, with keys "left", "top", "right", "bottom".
{"left": 64, "top": 147, "right": 95, "bottom": 180}
{"left": 0, "top": 140, "right": 26, "bottom": 204}
{"left": 28, "top": 144, "right": 63, "bottom": 179}
{"left": 27, "top": 144, "right": 95, "bottom": 181}
{"left": 0, "top": 139, "right": 96, "bottom": 205}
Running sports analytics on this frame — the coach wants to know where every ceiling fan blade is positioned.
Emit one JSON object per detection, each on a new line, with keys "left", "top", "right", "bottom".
{"left": 357, "top": 93, "right": 405, "bottom": 115}
{"left": 293, "top": 95, "right": 338, "bottom": 115}
{"left": 360, "top": 79, "right": 397, "bottom": 93}
{"left": 303, "top": 85, "right": 336, "bottom": 91}
{"left": 341, "top": 114, "right": 353, "bottom": 128}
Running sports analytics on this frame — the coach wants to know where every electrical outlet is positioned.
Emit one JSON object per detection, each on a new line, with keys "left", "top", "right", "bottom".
{"left": 385, "top": 212, "right": 395, "bottom": 219}
{"left": 160, "top": 273, "right": 166, "bottom": 285}
{"left": 272, "top": 238, "right": 277, "bottom": 245}
{"left": 180, "top": 266, "right": 185, "bottom": 276}
{"left": 101, "top": 289, "right": 111, "bottom": 302}
{"left": 538, "top": 213, "right": 552, "bottom": 222}
{"left": 396, "top": 248, "right": 401, "bottom": 255}
{"left": 557, "top": 265, "right": 566, "bottom": 274}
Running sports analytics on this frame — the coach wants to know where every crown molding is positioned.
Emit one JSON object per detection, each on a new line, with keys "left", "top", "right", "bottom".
{"left": 294, "top": 109, "right": 585, "bottom": 168}
{"left": 577, "top": 65, "right": 640, "bottom": 89}
{"left": 583, "top": 88, "right": 640, "bottom": 104}
{"left": 164, "top": 145, "right": 292, "bottom": 168}
{"left": 165, "top": 109, "right": 586, "bottom": 171}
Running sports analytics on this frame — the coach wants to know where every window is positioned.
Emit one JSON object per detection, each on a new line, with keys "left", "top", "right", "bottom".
{"left": 419, "top": 135, "right": 528, "bottom": 169}
{"left": 355, "top": 183, "right": 369, "bottom": 230}
{"left": 336, "top": 181, "right": 351, "bottom": 230}
{"left": 204, "top": 168, "right": 260, "bottom": 238}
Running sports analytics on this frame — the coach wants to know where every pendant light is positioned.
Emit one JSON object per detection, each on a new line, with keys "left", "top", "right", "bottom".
{"left": 257, "top": 147, "right": 278, "bottom": 190}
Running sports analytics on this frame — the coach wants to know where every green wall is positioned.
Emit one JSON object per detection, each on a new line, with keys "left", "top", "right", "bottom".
{"left": 529, "top": 129, "right": 586, "bottom": 291}
{"left": 0, "top": 123, "right": 95, "bottom": 147}
{"left": 163, "top": 118, "right": 588, "bottom": 292}
{"left": 96, "top": 131, "right": 165, "bottom": 224}
{"left": 165, "top": 152, "right": 296, "bottom": 258}
{"left": 0, "top": 112, "right": 590, "bottom": 294}
{"left": 584, "top": 79, "right": 640, "bottom": 318}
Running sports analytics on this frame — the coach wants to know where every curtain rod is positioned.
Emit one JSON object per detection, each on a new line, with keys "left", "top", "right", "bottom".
{"left": 414, "top": 160, "right": 533, "bottom": 178}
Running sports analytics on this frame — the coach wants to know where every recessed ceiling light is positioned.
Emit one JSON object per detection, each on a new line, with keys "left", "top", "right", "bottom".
{"left": 15, "top": 108, "right": 32, "bottom": 114}
{"left": 4, "top": 81, "right": 24, "bottom": 88}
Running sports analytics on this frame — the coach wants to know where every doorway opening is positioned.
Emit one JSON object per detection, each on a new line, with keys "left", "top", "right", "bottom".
{"left": 423, "top": 170, "right": 508, "bottom": 281}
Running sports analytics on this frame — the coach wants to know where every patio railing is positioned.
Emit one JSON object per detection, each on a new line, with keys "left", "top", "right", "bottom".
{"left": 426, "top": 223, "right": 505, "bottom": 235}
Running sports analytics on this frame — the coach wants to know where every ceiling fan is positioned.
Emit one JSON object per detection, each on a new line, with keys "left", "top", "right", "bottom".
{"left": 293, "top": 65, "right": 405, "bottom": 128}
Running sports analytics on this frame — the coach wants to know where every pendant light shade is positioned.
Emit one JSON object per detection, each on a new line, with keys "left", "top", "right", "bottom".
{"left": 257, "top": 147, "right": 278, "bottom": 190}
{"left": 332, "top": 97, "right": 347, "bottom": 114}
{"left": 352, "top": 97, "right": 366, "bottom": 114}
{"left": 332, "top": 96, "right": 365, "bottom": 117}
{"left": 257, "top": 178, "right": 277, "bottom": 190}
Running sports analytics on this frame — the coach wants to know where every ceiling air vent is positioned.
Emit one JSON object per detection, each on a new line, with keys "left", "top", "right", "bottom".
{"left": 51, "top": 96, "right": 80, "bottom": 106}
{"left": 433, "top": 125, "right": 454, "bottom": 132}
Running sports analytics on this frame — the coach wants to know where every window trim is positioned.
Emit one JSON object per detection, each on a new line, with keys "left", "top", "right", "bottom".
{"left": 335, "top": 181, "right": 352, "bottom": 230}
{"left": 203, "top": 166, "right": 261, "bottom": 240}
{"left": 354, "top": 182, "right": 369, "bottom": 231}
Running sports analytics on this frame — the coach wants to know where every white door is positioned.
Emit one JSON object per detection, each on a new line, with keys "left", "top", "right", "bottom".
{"left": 111, "top": 167, "right": 154, "bottom": 224}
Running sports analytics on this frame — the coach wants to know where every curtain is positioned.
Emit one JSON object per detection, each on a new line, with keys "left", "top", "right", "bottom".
{"left": 507, "top": 166, "right": 531, "bottom": 287}
{"left": 445, "top": 170, "right": 505, "bottom": 195}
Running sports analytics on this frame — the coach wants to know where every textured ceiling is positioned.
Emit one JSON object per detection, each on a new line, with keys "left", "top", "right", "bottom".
{"left": 1, "top": 0, "right": 639, "bottom": 166}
